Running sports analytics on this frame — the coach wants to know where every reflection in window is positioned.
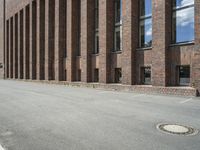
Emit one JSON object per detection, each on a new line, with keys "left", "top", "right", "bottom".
{"left": 94, "top": 0, "right": 99, "bottom": 54}
{"left": 172, "top": 0, "right": 194, "bottom": 43}
{"left": 115, "top": 68, "right": 122, "bottom": 83}
{"left": 178, "top": 65, "right": 190, "bottom": 86}
{"left": 114, "top": 0, "right": 122, "bottom": 52}
{"left": 139, "top": 0, "right": 152, "bottom": 48}
{"left": 141, "top": 67, "right": 151, "bottom": 85}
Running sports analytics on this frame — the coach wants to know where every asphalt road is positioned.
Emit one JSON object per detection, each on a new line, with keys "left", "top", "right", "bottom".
{"left": 0, "top": 80, "right": 199, "bottom": 150}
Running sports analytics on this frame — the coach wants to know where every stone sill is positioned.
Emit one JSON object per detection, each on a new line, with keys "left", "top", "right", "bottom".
{"left": 7, "top": 79, "right": 198, "bottom": 97}
{"left": 170, "top": 41, "right": 195, "bottom": 47}
{"left": 136, "top": 47, "right": 152, "bottom": 51}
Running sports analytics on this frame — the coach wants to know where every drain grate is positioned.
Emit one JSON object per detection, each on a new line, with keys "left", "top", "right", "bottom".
{"left": 157, "top": 123, "right": 199, "bottom": 136}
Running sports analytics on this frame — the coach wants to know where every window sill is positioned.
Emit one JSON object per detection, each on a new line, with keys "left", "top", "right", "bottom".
{"left": 136, "top": 47, "right": 152, "bottom": 51}
{"left": 170, "top": 41, "right": 194, "bottom": 47}
{"left": 76, "top": 55, "right": 81, "bottom": 58}
{"left": 111, "top": 50, "right": 122, "bottom": 54}
{"left": 92, "top": 53, "right": 99, "bottom": 56}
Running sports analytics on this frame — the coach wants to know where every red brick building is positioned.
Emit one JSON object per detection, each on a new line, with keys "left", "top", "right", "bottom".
{"left": 0, "top": 0, "right": 200, "bottom": 95}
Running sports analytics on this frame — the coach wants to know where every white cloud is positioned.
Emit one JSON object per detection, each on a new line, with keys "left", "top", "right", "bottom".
{"left": 176, "top": 7, "right": 194, "bottom": 27}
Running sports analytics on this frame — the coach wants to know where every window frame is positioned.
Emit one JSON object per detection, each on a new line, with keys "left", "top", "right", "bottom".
{"left": 177, "top": 65, "right": 190, "bottom": 86}
{"left": 139, "top": 0, "right": 152, "bottom": 48}
{"left": 94, "top": 0, "right": 99, "bottom": 54}
{"left": 172, "top": 0, "right": 195, "bottom": 44}
{"left": 114, "top": 0, "right": 122, "bottom": 52}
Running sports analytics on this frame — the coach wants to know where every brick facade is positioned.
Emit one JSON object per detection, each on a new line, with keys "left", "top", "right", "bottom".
{"left": 0, "top": 0, "right": 200, "bottom": 95}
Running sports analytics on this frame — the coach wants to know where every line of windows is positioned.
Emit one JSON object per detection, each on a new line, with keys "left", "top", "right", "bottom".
{"left": 172, "top": 0, "right": 194, "bottom": 44}
{"left": 94, "top": 0, "right": 195, "bottom": 53}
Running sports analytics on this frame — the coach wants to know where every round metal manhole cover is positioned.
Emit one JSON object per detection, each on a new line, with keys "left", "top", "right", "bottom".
{"left": 157, "top": 123, "right": 198, "bottom": 136}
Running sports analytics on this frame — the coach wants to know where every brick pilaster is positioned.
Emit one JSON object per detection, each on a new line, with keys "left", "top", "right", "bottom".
{"left": 19, "top": 11, "right": 24, "bottom": 79}
{"left": 66, "top": 0, "right": 79, "bottom": 82}
{"left": 192, "top": 0, "right": 200, "bottom": 93}
{"left": 45, "top": 0, "right": 55, "bottom": 80}
{"left": 36, "top": 0, "right": 45, "bottom": 80}
{"left": 5, "top": 20, "right": 9, "bottom": 78}
{"left": 80, "top": 0, "right": 94, "bottom": 82}
{"left": 121, "top": 0, "right": 138, "bottom": 85}
{"left": 9, "top": 18, "right": 13, "bottom": 78}
{"left": 99, "top": 0, "right": 114, "bottom": 83}
{"left": 23, "top": 6, "right": 30, "bottom": 79}
{"left": 152, "top": 0, "right": 171, "bottom": 86}
{"left": 54, "top": 0, "right": 66, "bottom": 81}
{"left": 29, "top": 0, "right": 37, "bottom": 80}
{"left": 13, "top": 15, "right": 16, "bottom": 78}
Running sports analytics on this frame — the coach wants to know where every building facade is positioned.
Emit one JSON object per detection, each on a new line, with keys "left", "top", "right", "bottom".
{"left": 0, "top": 0, "right": 200, "bottom": 94}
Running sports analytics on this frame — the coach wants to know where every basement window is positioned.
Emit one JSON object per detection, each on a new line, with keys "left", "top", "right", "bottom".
{"left": 114, "top": 0, "right": 122, "bottom": 52}
{"left": 141, "top": 67, "right": 151, "bottom": 85}
{"left": 178, "top": 65, "right": 190, "bottom": 86}
{"left": 115, "top": 68, "right": 122, "bottom": 83}
{"left": 94, "top": 68, "right": 99, "bottom": 82}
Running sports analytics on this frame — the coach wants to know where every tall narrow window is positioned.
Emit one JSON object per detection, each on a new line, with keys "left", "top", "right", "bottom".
{"left": 94, "top": 0, "right": 99, "bottom": 54}
{"left": 77, "top": 0, "right": 81, "bottom": 56}
{"left": 114, "top": 0, "right": 122, "bottom": 52}
{"left": 172, "top": 0, "right": 194, "bottom": 43}
{"left": 139, "top": 0, "right": 152, "bottom": 48}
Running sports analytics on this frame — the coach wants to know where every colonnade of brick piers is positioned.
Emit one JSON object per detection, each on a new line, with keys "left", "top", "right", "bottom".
{"left": 4, "top": 0, "right": 200, "bottom": 93}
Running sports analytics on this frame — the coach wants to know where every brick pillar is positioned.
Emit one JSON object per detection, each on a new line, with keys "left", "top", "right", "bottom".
{"left": 19, "top": 11, "right": 24, "bottom": 79}
{"left": 192, "top": 0, "right": 200, "bottom": 93}
{"left": 30, "top": 0, "right": 37, "bottom": 80}
{"left": 13, "top": 15, "right": 16, "bottom": 78}
{"left": 80, "top": 0, "right": 94, "bottom": 82}
{"left": 23, "top": 6, "right": 30, "bottom": 79}
{"left": 54, "top": 0, "right": 66, "bottom": 81}
{"left": 5, "top": 20, "right": 9, "bottom": 78}
{"left": 99, "top": 0, "right": 114, "bottom": 83}
{"left": 9, "top": 18, "right": 13, "bottom": 78}
{"left": 45, "top": 0, "right": 55, "bottom": 80}
{"left": 121, "top": 0, "right": 138, "bottom": 85}
{"left": 36, "top": 0, "right": 45, "bottom": 80}
{"left": 152, "top": 0, "right": 171, "bottom": 86}
{"left": 14, "top": 15, "right": 18, "bottom": 79}
{"left": 66, "top": 0, "right": 79, "bottom": 82}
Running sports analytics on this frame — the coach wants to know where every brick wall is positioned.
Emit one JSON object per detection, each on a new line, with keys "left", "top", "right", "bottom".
{"left": 1, "top": 0, "right": 200, "bottom": 94}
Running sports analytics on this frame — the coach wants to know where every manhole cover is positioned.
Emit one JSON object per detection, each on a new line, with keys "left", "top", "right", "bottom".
{"left": 157, "top": 123, "right": 198, "bottom": 136}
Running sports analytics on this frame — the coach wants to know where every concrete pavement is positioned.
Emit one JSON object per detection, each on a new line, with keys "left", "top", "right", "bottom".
{"left": 0, "top": 80, "right": 199, "bottom": 150}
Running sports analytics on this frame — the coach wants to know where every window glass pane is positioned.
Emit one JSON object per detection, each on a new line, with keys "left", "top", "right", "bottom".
{"left": 95, "top": 33, "right": 99, "bottom": 54}
{"left": 179, "top": 66, "right": 190, "bottom": 86}
{"left": 144, "top": 67, "right": 151, "bottom": 85}
{"left": 173, "top": 7, "right": 194, "bottom": 43}
{"left": 115, "top": 0, "right": 122, "bottom": 23}
{"left": 173, "top": 0, "right": 194, "bottom": 8}
{"left": 115, "top": 68, "right": 122, "bottom": 83}
{"left": 140, "top": 18, "right": 152, "bottom": 47}
{"left": 95, "top": 0, "right": 99, "bottom": 29}
{"left": 115, "top": 29, "right": 121, "bottom": 51}
{"left": 140, "top": 0, "right": 152, "bottom": 17}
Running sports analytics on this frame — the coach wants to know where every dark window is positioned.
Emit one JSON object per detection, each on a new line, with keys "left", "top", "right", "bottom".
{"left": 94, "top": 0, "right": 99, "bottom": 54}
{"left": 139, "top": 0, "right": 152, "bottom": 48}
{"left": 178, "top": 66, "right": 190, "bottom": 86}
{"left": 64, "top": 70, "right": 67, "bottom": 81}
{"left": 0, "top": 63, "right": 3, "bottom": 69}
{"left": 115, "top": 68, "right": 122, "bottom": 83}
{"left": 114, "top": 0, "right": 122, "bottom": 52}
{"left": 94, "top": 33, "right": 99, "bottom": 54}
{"left": 94, "top": 68, "right": 99, "bottom": 82}
{"left": 77, "top": 69, "right": 81, "bottom": 81}
{"left": 77, "top": 0, "right": 81, "bottom": 56}
{"left": 172, "top": 0, "right": 194, "bottom": 43}
{"left": 141, "top": 67, "right": 151, "bottom": 85}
